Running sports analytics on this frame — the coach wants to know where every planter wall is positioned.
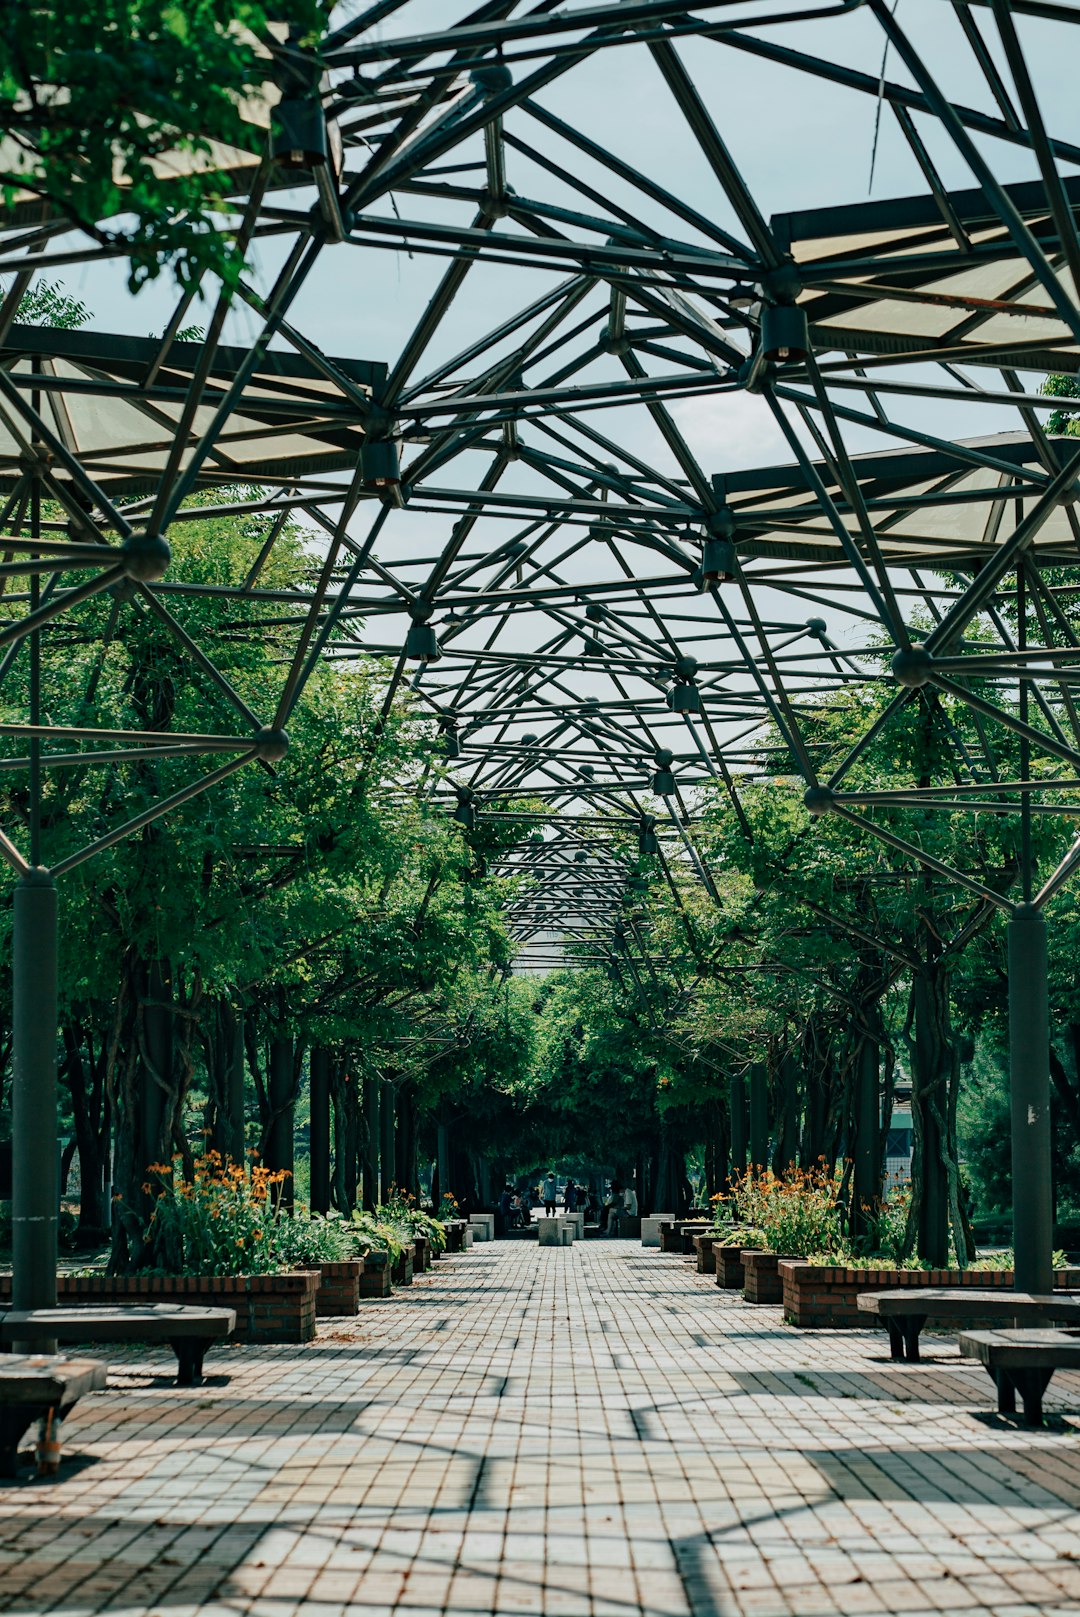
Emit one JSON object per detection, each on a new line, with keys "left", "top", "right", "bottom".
{"left": 359, "top": 1252, "right": 392, "bottom": 1298}
{"left": 315, "top": 1259, "right": 362, "bottom": 1317}
{"left": 660, "top": 1222, "right": 683, "bottom": 1254}
{"left": 391, "top": 1244, "right": 416, "bottom": 1287}
{"left": 0, "top": 1270, "right": 321, "bottom": 1343}
{"left": 713, "top": 1243, "right": 746, "bottom": 1289}
{"left": 780, "top": 1260, "right": 1080, "bottom": 1329}
{"left": 680, "top": 1223, "right": 713, "bottom": 1255}
{"left": 742, "top": 1250, "right": 804, "bottom": 1305}
{"left": 413, "top": 1235, "right": 431, "bottom": 1272}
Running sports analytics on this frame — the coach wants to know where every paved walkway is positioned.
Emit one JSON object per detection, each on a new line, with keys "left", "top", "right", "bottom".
{"left": 3, "top": 1243, "right": 1080, "bottom": 1617}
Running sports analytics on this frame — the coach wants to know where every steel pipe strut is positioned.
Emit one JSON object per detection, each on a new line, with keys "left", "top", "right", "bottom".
{"left": 11, "top": 868, "right": 58, "bottom": 1345}
{"left": 1009, "top": 904, "right": 1054, "bottom": 1294}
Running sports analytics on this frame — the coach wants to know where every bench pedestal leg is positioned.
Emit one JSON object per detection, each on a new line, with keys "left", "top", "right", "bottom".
{"left": 902, "top": 1316, "right": 926, "bottom": 1362}
{"left": 169, "top": 1339, "right": 208, "bottom": 1388}
{"left": 0, "top": 1406, "right": 41, "bottom": 1478}
{"left": 990, "top": 1368, "right": 1017, "bottom": 1414}
{"left": 1012, "top": 1367, "right": 1054, "bottom": 1427}
{"left": 886, "top": 1321, "right": 904, "bottom": 1361}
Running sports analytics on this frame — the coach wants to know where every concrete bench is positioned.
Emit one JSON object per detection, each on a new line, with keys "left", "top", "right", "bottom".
{"left": 0, "top": 1304, "right": 236, "bottom": 1387}
{"left": 468, "top": 1214, "right": 495, "bottom": 1242}
{"left": 538, "top": 1217, "right": 571, "bottom": 1247}
{"left": 0, "top": 1354, "right": 107, "bottom": 1477}
{"left": 857, "top": 1289, "right": 1080, "bottom": 1363}
{"left": 641, "top": 1215, "right": 673, "bottom": 1249}
{"left": 959, "top": 1327, "right": 1080, "bottom": 1426}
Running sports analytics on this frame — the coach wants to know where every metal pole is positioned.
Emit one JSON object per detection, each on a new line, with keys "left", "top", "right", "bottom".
{"left": 1009, "top": 903, "right": 1053, "bottom": 1294}
{"left": 141, "top": 961, "right": 172, "bottom": 1184}
{"left": 729, "top": 1070, "right": 747, "bottom": 1176}
{"left": 381, "top": 1079, "right": 397, "bottom": 1200}
{"left": 749, "top": 1061, "right": 769, "bottom": 1170}
{"left": 309, "top": 1047, "right": 331, "bottom": 1214}
{"left": 361, "top": 1075, "right": 380, "bottom": 1211}
{"left": 437, "top": 1122, "right": 450, "bottom": 1206}
{"left": 852, "top": 1012, "right": 880, "bottom": 1244}
{"left": 267, "top": 1031, "right": 295, "bottom": 1211}
{"left": 223, "top": 1005, "right": 245, "bottom": 1166}
{"left": 11, "top": 868, "right": 58, "bottom": 1330}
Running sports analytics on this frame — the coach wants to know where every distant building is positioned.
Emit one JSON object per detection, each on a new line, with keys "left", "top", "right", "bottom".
{"left": 884, "top": 1085, "right": 913, "bottom": 1193}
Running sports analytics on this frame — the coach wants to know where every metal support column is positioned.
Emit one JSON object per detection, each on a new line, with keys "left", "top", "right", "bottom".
{"left": 436, "top": 1122, "right": 450, "bottom": 1207}
{"left": 852, "top": 1014, "right": 880, "bottom": 1244}
{"left": 309, "top": 1047, "right": 331, "bottom": 1214}
{"left": 749, "top": 1061, "right": 769, "bottom": 1170}
{"left": 381, "top": 1079, "right": 397, "bottom": 1199}
{"left": 361, "top": 1075, "right": 380, "bottom": 1211}
{"left": 267, "top": 1031, "right": 295, "bottom": 1211}
{"left": 141, "top": 960, "right": 172, "bottom": 1183}
{"left": 222, "top": 1003, "right": 245, "bottom": 1165}
{"left": 729, "top": 1070, "right": 748, "bottom": 1177}
{"left": 1009, "top": 903, "right": 1054, "bottom": 1293}
{"left": 11, "top": 868, "right": 58, "bottom": 1327}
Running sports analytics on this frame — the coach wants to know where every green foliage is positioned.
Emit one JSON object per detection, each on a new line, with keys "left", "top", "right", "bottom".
{"left": 267, "top": 1208, "right": 352, "bottom": 1268}
{"left": 377, "top": 1189, "right": 446, "bottom": 1253}
{"left": 0, "top": 2, "right": 329, "bottom": 289}
{"left": 346, "top": 1209, "right": 405, "bottom": 1263}
{"left": 1042, "top": 371, "right": 1080, "bottom": 436}
{"left": 10, "top": 278, "right": 90, "bottom": 327}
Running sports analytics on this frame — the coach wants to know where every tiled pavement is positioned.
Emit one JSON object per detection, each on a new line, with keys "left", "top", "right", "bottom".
{"left": 2, "top": 1243, "right": 1080, "bottom": 1617}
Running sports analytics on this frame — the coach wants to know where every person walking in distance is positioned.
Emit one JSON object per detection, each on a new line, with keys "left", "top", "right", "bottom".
{"left": 543, "top": 1171, "right": 558, "bottom": 1216}
{"left": 564, "top": 1179, "right": 578, "bottom": 1214}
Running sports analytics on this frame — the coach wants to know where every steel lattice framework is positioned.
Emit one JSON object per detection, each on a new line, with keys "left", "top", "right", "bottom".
{"left": 3, "top": 0, "right": 1080, "bottom": 1293}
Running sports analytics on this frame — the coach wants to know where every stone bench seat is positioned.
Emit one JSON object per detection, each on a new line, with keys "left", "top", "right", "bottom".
{"left": 958, "top": 1327, "right": 1080, "bottom": 1425}
{"left": 857, "top": 1288, "right": 1080, "bottom": 1362}
{"left": 0, "top": 1354, "right": 107, "bottom": 1477}
{"left": 0, "top": 1304, "right": 236, "bottom": 1387}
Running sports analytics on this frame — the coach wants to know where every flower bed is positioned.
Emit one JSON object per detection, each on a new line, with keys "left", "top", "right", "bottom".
{"left": 781, "top": 1260, "right": 1080, "bottom": 1328}
{"left": 713, "top": 1243, "right": 747, "bottom": 1289}
{"left": 0, "top": 1270, "right": 321, "bottom": 1343}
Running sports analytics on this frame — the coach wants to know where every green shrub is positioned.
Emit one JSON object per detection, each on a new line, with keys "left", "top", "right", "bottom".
{"left": 346, "top": 1209, "right": 406, "bottom": 1263}
{"left": 377, "top": 1188, "right": 447, "bottom": 1253}
{"left": 270, "top": 1210, "right": 352, "bottom": 1268}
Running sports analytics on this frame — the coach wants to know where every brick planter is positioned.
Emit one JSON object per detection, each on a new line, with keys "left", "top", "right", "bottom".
{"left": 780, "top": 1260, "right": 1080, "bottom": 1328}
{"left": 742, "top": 1250, "right": 804, "bottom": 1305}
{"left": 315, "top": 1259, "right": 362, "bottom": 1317}
{"left": 713, "top": 1243, "right": 747, "bottom": 1289}
{"left": 358, "top": 1251, "right": 391, "bottom": 1298}
{"left": 680, "top": 1223, "right": 713, "bottom": 1255}
{"left": 445, "top": 1220, "right": 467, "bottom": 1253}
{"left": 660, "top": 1220, "right": 713, "bottom": 1255}
{"left": 413, "top": 1235, "right": 431, "bottom": 1272}
{"left": 0, "top": 1270, "right": 320, "bottom": 1343}
{"left": 391, "top": 1243, "right": 416, "bottom": 1287}
{"left": 692, "top": 1234, "right": 716, "bottom": 1274}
